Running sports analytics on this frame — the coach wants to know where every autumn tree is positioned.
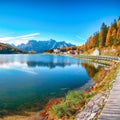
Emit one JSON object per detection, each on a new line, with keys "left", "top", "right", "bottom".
{"left": 116, "top": 19, "right": 120, "bottom": 45}
{"left": 105, "top": 26, "right": 112, "bottom": 46}
{"left": 74, "top": 17, "right": 120, "bottom": 54}
{"left": 87, "top": 36, "right": 94, "bottom": 49}
{"left": 112, "top": 29, "right": 117, "bottom": 45}
{"left": 99, "top": 23, "right": 108, "bottom": 47}
{"left": 83, "top": 44, "right": 87, "bottom": 51}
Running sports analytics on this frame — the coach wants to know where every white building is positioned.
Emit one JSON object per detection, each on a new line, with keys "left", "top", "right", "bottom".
{"left": 54, "top": 48, "right": 60, "bottom": 54}
{"left": 91, "top": 49, "right": 100, "bottom": 56}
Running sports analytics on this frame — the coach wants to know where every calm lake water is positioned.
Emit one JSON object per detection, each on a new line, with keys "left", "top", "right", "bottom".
{"left": 0, "top": 54, "right": 103, "bottom": 114}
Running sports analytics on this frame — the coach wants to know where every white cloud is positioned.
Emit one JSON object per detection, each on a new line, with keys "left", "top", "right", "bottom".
{"left": 20, "top": 33, "right": 40, "bottom": 38}
{"left": 0, "top": 33, "right": 40, "bottom": 45}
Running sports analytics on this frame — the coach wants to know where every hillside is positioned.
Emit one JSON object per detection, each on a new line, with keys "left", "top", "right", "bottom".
{"left": 0, "top": 42, "right": 26, "bottom": 54}
{"left": 12, "top": 39, "right": 75, "bottom": 53}
{"left": 60, "top": 18, "right": 120, "bottom": 56}
{"left": 78, "top": 18, "right": 120, "bottom": 56}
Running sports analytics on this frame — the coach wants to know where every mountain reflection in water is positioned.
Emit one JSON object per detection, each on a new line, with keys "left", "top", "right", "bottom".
{"left": 0, "top": 54, "right": 106, "bottom": 115}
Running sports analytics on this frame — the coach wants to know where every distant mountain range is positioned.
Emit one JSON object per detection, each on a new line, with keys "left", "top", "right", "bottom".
{"left": 12, "top": 39, "right": 75, "bottom": 53}
{"left": 0, "top": 42, "right": 26, "bottom": 54}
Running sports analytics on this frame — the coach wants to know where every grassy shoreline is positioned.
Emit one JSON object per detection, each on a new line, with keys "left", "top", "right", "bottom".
{"left": 43, "top": 57, "right": 120, "bottom": 120}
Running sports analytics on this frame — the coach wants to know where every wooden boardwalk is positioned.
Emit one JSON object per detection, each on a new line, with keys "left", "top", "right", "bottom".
{"left": 78, "top": 55, "right": 120, "bottom": 62}
{"left": 98, "top": 70, "right": 120, "bottom": 120}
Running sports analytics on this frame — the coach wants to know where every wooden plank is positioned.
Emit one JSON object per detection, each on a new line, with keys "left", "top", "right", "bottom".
{"left": 98, "top": 70, "right": 120, "bottom": 120}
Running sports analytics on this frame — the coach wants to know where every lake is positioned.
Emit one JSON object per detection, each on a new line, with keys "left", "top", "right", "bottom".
{"left": 0, "top": 54, "right": 103, "bottom": 115}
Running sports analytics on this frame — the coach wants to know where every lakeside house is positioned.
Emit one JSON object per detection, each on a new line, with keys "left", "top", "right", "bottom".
{"left": 28, "top": 50, "right": 37, "bottom": 54}
{"left": 54, "top": 48, "right": 60, "bottom": 54}
{"left": 91, "top": 49, "right": 100, "bottom": 56}
{"left": 67, "top": 50, "right": 75, "bottom": 54}
{"left": 63, "top": 52, "right": 67, "bottom": 55}
{"left": 77, "top": 50, "right": 83, "bottom": 55}
{"left": 53, "top": 48, "right": 83, "bottom": 55}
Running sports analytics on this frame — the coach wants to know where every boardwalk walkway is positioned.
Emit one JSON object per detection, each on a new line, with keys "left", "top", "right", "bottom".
{"left": 78, "top": 55, "right": 120, "bottom": 62}
{"left": 98, "top": 69, "right": 120, "bottom": 120}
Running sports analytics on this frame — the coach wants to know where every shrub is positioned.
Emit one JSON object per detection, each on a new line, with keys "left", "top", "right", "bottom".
{"left": 65, "top": 90, "right": 85, "bottom": 108}
{"left": 51, "top": 103, "right": 71, "bottom": 118}
{"left": 50, "top": 90, "right": 86, "bottom": 119}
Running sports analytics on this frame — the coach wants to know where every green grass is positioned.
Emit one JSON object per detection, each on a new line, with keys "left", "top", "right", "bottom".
{"left": 51, "top": 103, "right": 71, "bottom": 118}
{"left": 50, "top": 90, "right": 90, "bottom": 119}
{"left": 49, "top": 62, "right": 120, "bottom": 119}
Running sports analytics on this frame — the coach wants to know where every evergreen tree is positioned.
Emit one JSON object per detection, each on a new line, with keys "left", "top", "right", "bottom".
{"left": 111, "top": 19, "right": 117, "bottom": 29}
{"left": 93, "top": 32, "right": 99, "bottom": 47}
{"left": 118, "top": 17, "right": 120, "bottom": 21}
{"left": 99, "top": 23, "right": 108, "bottom": 47}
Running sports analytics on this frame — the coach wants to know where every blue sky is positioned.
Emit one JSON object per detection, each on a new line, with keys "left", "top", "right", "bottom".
{"left": 0, "top": 0, "right": 119, "bottom": 45}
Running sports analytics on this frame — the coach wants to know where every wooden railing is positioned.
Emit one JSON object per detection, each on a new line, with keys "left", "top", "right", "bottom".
{"left": 77, "top": 55, "right": 120, "bottom": 62}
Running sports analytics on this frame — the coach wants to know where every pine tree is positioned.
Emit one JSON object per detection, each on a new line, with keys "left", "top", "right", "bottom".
{"left": 118, "top": 17, "right": 120, "bottom": 21}
{"left": 99, "top": 23, "right": 108, "bottom": 47}
{"left": 111, "top": 19, "right": 117, "bottom": 29}
{"left": 93, "top": 32, "right": 99, "bottom": 47}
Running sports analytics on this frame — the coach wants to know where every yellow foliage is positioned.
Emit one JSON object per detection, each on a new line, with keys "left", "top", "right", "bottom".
{"left": 117, "top": 20, "right": 120, "bottom": 29}
{"left": 106, "top": 26, "right": 112, "bottom": 46}
{"left": 112, "top": 29, "right": 117, "bottom": 39}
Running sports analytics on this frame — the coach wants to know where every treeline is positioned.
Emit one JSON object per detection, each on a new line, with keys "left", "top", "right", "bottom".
{"left": 83, "top": 18, "right": 120, "bottom": 50}
{"left": 76, "top": 17, "right": 120, "bottom": 53}
{"left": 0, "top": 42, "right": 26, "bottom": 54}
{"left": 47, "top": 18, "right": 120, "bottom": 55}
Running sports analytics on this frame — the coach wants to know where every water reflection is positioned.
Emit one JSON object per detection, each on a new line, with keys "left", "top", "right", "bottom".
{"left": 0, "top": 54, "right": 107, "bottom": 69}
{"left": 81, "top": 60, "right": 108, "bottom": 68}
{"left": 81, "top": 63, "right": 99, "bottom": 78}
{"left": 0, "top": 54, "right": 106, "bottom": 114}
{"left": 0, "top": 54, "right": 81, "bottom": 69}
{"left": 27, "top": 61, "right": 70, "bottom": 68}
